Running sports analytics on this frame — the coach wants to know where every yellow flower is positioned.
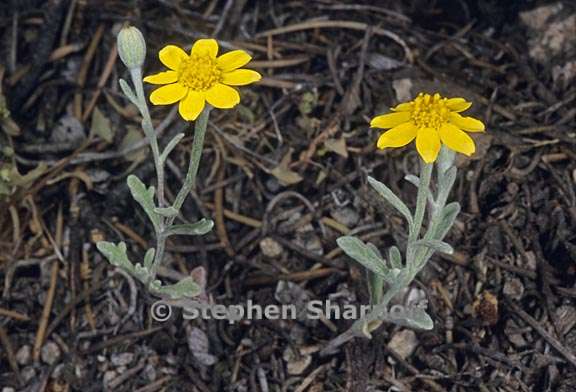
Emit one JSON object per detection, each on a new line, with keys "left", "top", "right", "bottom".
{"left": 370, "top": 93, "right": 485, "bottom": 163}
{"left": 144, "top": 39, "right": 261, "bottom": 121}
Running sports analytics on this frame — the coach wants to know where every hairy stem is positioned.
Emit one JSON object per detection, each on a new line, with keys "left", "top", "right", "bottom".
{"left": 351, "top": 280, "right": 407, "bottom": 337}
{"left": 169, "top": 106, "right": 212, "bottom": 218}
{"left": 406, "top": 162, "right": 432, "bottom": 268}
{"left": 148, "top": 106, "right": 212, "bottom": 281}
{"left": 409, "top": 162, "right": 432, "bottom": 242}
{"left": 130, "top": 68, "right": 167, "bottom": 285}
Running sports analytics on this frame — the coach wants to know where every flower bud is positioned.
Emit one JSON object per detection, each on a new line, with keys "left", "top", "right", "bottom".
{"left": 117, "top": 26, "right": 146, "bottom": 70}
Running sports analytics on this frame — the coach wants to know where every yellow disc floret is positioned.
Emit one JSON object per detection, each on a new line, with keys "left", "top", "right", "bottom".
{"left": 410, "top": 93, "right": 449, "bottom": 131}
{"left": 178, "top": 54, "right": 222, "bottom": 91}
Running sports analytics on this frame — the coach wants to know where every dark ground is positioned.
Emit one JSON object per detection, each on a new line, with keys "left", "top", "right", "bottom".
{"left": 1, "top": 0, "right": 576, "bottom": 391}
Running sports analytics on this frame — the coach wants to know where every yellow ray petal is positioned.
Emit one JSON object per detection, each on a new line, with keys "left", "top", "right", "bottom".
{"left": 217, "top": 50, "right": 252, "bottom": 72}
{"left": 143, "top": 70, "right": 178, "bottom": 85}
{"left": 445, "top": 98, "right": 471, "bottom": 112}
{"left": 416, "top": 128, "right": 441, "bottom": 163}
{"left": 191, "top": 39, "right": 218, "bottom": 58}
{"left": 159, "top": 45, "right": 188, "bottom": 70}
{"left": 205, "top": 83, "right": 240, "bottom": 108}
{"left": 391, "top": 102, "right": 412, "bottom": 112}
{"left": 439, "top": 123, "right": 475, "bottom": 156}
{"left": 449, "top": 112, "right": 485, "bottom": 132}
{"left": 370, "top": 112, "right": 411, "bottom": 129}
{"left": 178, "top": 91, "right": 205, "bottom": 121}
{"left": 221, "top": 69, "right": 261, "bottom": 86}
{"left": 149, "top": 83, "right": 188, "bottom": 105}
{"left": 376, "top": 122, "right": 417, "bottom": 149}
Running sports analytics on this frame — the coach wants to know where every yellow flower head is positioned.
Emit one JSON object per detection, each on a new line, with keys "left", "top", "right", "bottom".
{"left": 144, "top": 39, "right": 261, "bottom": 121}
{"left": 370, "top": 93, "right": 485, "bottom": 163}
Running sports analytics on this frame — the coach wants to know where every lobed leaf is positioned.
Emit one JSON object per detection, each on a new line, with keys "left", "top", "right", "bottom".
{"left": 153, "top": 277, "right": 202, "bottom": 299}
{"left": 144, "top": 248, "right": 155, "bottom": 270}
{"left": 97, "top": 241, "right": 134, "bottom": 272}
{"left": 133, "top": 262, "right": 151, "bottom": 283}
{"left": 127, "top": 175, "right": 161, "bottom": 232}
{"left": 413, "top": 239, "right": 454, "bottom": 254}
{"left": 154, "top": 206, "right": 179, "bottom": 217}
{"left": 164, "top": 218, "right": 214, "bottom": 237}
{"left": 388, "top": 306, "right": 434, "bottom": 330}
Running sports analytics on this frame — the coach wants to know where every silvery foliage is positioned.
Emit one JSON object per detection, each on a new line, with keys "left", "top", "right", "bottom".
{"left": 337, "top": 147, "right": 459, "bottom": 335}
{"left": 97, "top": 28, "right": 212, "bottom": 300}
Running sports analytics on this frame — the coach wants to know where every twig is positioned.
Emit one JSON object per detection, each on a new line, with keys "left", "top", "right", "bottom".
{"left": 256, "top": 19, "right": 413, "bottom": 63}
{"left": 33, "top": 259, "right": 59, "bottom": 362}
{"left": 0, "top": 325, "right": 22, "bottom": 385}
{"left": 0, "top": 308, "right": 30, "bottom": 321}
{"left": 505, "top": 297, "right": 576, "bottom": 368}
{"left": 74, "top": 24, "right": 104, "bottom": 119}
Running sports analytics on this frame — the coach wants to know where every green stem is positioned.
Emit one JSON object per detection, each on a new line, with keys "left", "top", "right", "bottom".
{"left": 148, "top": 106, "right": 212, "bottom": 281}
{"left": 351, "top": 280, "right": 406, "bottom": 337}
{"left": 169, "top": 105, "right": 212, "bottom": 218}
{"left": 130, "top": 68, "right": 167, "bottom": 285}
{"left": 409, "top": 162, "right": 432, "bottom": 242}
{"left": 130, "top": 68, "right": 166, "bottom": 209}
{"left": 406, "top": 161, "right": 432, "bottom": 268}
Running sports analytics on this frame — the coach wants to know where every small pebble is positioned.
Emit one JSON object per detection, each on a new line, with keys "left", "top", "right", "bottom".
{"left": 503, "top": 277, "right": 524, "bottom": 300}
{"left": 388, "top": 329, "right": 418, "bottom": 360}
{"left": 555, "top": 305, "right": 576, "bottom": 336}
{"left": 144, "top": 364, "right": 157, "bottom": 382}
{"left": 283, "top": 347, "right": 312, "bottom": 375}
{"left": 16, "top": 345, "right": 31, "bottom": 366}
{"left": 51, "top": 364, "right": 65, "bottom": 379}
{"left": 103, "top": 370, "right": 117, "bottom": 387}
{"left": 111, "top": 352, "right": 134, "bottom": 367}
{"left": 331, "top": 207, "right": 359, "bottom": 227}
{"left": 21, "top": 367, "right": 36, "bottom": 383}
{"left": 259, "top": 237, "right": 283, "bottom": 259}
{"left": 41, "top": 341, "right": 61, "bottom": 365}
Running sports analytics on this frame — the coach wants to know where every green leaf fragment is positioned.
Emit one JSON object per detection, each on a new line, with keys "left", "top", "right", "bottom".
{"left": 413, "top": 239, "right": 454, "bottom": 254}
{"left": 144, "top": 248, "right": 155, "bottom": 270}
{"left": 160, "top": 133, "right": 185, "bottom": 163}
{"left": 97, "top": 241, "right": 134, "bottom": 271}
{"left": 153, "top": 277, "right": 202, "bottom": 299}
{"left": 367, "top": 271, "right": 384, "bottom": 305}
{"left": 401, "top": 307, "right": 434, "bottom": 330}
{"left": 154, "top": 206, "right": 179, "bottom": 217}
{"left": 367, "top": 176, "right": 413, "bottom": 226}
{"left": 133, "top": 262, "right": 150, "bottom": 283}
{"left": 96, "top": 241, "right": 152, "bottom": 284}
{"left": 336, "top": 236, "right": 387, "bottom": 276}
{"left": 435, "top": 202, "right": 460, "bottom": 240}
{"left": 119, "top": 78, "right": 139, "bottom": 108}
{"left": 164, "top": 218, "right": 213, "bottom": 237}
{"left": 388, "top": 246, "right": 403, "bottom": 269}
{"left": 404, "top": 174, "right": 420, "bottom": 187}
{"left": 127, "top": 175, "right": 161, "bottom": 232}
